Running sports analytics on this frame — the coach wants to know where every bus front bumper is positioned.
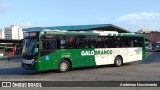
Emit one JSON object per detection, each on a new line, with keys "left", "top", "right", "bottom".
{"left": 22, "top": 59, "right": 36, "bottom": 70}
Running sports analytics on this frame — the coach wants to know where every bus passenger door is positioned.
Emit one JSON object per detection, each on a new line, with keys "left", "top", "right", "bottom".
{"left": 40, "top": 39, "right": 57, "bottom": 56}
{"left": 40, "top": 39, "right": 57, "bottom": 69}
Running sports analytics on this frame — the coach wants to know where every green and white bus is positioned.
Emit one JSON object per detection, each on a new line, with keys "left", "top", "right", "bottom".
{"left": 22, "top": 30, "right": 145, "bottom": 72}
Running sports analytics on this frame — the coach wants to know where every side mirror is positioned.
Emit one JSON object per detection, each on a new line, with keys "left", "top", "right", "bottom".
{"left": 34, "top": 48, "right": 38, "bottom": 53}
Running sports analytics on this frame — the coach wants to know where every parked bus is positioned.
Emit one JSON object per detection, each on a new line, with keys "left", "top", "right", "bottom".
{"left": 145, "top": 43, "right": 154, "bottom": 51}
{"left": 22, "top": 31, "right": 145, "bottom": 72}
{"left": 155, "top": 41, "right": 160, "bottom": 51}
{"left": 5, "top": 47, "right": 15, "bottom": 56}
{"left": 0, "top": 46, "right": 15, "bottom": 57}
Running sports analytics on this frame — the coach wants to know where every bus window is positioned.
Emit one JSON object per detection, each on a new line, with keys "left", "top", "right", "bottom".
{"left": 83, "top": 36, "right": 90, "bottom": 48}
{"left": 90, "top": 39, "right": 97, "bottom": 48}
{"left": 97, "top": 37, "right": 102, "bottom": 48}
{"left": 117, "top": 37, "right": 124, "bottom": 47}
{"left": 122, "top": 37, "right": 131, "bottom": 47}
{"left": 60, "top": 36, "right": 67, "bottom": 49}
{"left": 104, "top": 37, "right": 114, "bottom": 48}
{"left": 74, "top": 36, "right": 87, "bottom": 49}
{"left": 133, "top": 37, "right": 143, "bottom": 47}
{"left": 60, "top": 35, "right": 75, "bottom": 49}
{"left": 66, "top": 36, "right": 74, "bottom": 48}
{"left": 41, "top": 39, "right": 57, "bottom": 50}
{"left": 40, "top": 39, "right": 57, "bottom": 56}
{"left": 90, "top": 36, "right": 97, "bottom": 48}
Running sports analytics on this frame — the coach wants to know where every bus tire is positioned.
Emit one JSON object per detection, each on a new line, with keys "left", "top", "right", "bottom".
{"left": 58, "top": 60, "right": 70, "bottom": 72}
{"left": 114, "top": 56, "right": 123, "bottom": 67}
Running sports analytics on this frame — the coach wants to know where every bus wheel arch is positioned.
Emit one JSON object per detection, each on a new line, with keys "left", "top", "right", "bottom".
{"left": 58, "top": 58, "right": 72, "bottom": 72}
{"left": 114, "top": 55, "right": 123, "bottom": 67}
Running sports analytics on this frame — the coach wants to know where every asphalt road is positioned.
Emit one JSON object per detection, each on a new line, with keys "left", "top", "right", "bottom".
{"left": 0, "top": 52, "right": 160, "bottom": 90}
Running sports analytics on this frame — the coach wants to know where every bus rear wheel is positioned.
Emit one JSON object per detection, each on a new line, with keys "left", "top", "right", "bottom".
{"left": 58, "top": 60, "right": 70, "bottom": 72}
{"left": 114, "top": 56, "right": 123, "bottom": 67}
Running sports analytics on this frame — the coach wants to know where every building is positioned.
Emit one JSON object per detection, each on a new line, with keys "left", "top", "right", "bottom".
{"left": 0, "top": 29, "right": 5, "bottom": 39}
{"left": 137, "top": 28, "right": 151, "bottom": 33}
{"left": 0, "top": 25, "right": 23, "bottom": 55}
{"left": 137, "top": 31, "right": 160, "bottom": 50}
{"left": 23, "top": 24, "right": 130, "bottom": 33}
{"left": 143, "top": 31, "right": 160, "bottom": 42}
{"left": 5, "top": 25, "right": 23, "bottom": 39}
{"left": 137, "top": 29, "right": 160, "bottom": 43}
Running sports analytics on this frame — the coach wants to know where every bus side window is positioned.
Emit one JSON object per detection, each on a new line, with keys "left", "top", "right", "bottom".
{"left": 97, "top": 37, "right": 104, "bottom": 48}
{"left": 50, "top": 40, "right": 56, "bottom": 50}
{"left": 84, "top": 37, "right": 90, "bottom": 48}
{"left": 60, "top": 36, "right": 67, "bottom": 49}
{"left": 75, "top": 36, "right": 86, "bottom": 48}
{"left": 66, "top": 36, "right": 74, "bottom": 49}
{"left": 78, "top": 38, "right": 85, "bottom": 48}
{"left": 133, "top": 37, "right": 143, "bottom": 47}
{"left": 90, "top": 36, "right": 97, "bottom": 48}
{"left": 122, "top": 37, "right": 130, "bottom": 47}
{"left": 105, "top": 37, "right": 114, "bottom": 48}
{"left": 41, "top": 39, "right": 56, "bottom": 50}
{"left": 115, "top": 37, "right": 124, "bottom": 48}
{"left": 75, "top": 38, "right": 80, "bottom": 48}
{"left": 60, "top": 35, "right": 75, "bottom": 49}
{"left": 104, "top": 38, "right": 109, "bottom": 48}
{"left": 42, "top": 40, "right": 49, "bottom": 50}
{"left": 91, "top": 40, "right": 96, "bottom": 48}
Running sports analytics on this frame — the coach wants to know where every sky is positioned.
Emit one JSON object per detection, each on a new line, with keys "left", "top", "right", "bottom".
{"left": 0, "top": 0, "right": 160, "bottom": 32}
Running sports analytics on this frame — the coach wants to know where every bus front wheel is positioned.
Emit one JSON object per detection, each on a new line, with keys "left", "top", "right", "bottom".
{"left": 58, "top": 60, "right": 70, "bottom": 72}
{"left": 114, "top": 56, "right": 123, "bottom": 67}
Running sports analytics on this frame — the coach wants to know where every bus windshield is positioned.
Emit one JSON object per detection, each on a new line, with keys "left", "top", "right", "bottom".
{"left": 6, "top": 48, "right": 13, "bottom": 52}
{"left": 156, "top": 43, "right": 160, "bottom": 46}
{"left": 22, "top": 38, "right": 37, "bottom": 58}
